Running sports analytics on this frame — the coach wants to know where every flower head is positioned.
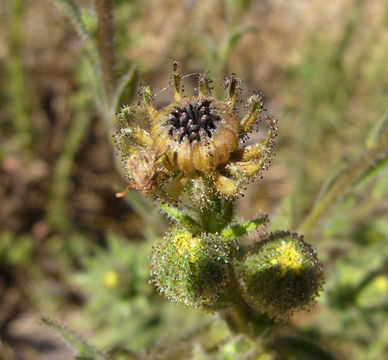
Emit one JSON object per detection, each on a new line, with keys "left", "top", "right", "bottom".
{"left": 236, "top": 231, "right": 324, "bottom": 320}
{"left": 115, "top": 62, "right": 277, "bottom": 203}
{"left": 149, "top": 228, "right": 233, "bottom": 307}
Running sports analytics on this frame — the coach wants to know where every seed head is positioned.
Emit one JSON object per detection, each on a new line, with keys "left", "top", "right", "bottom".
{"left": 115, "top": 62, "right": 277, "bottom": 202}
{"left": 151, "top": 97, "right": 239, "bottom": 174}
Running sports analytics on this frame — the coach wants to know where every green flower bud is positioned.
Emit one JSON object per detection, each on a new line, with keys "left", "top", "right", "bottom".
{"left": 237, "top": 231, "right": 324, "bottom": 319}
{"left": 149, "top": 228, "right": 233, "bottom": 307}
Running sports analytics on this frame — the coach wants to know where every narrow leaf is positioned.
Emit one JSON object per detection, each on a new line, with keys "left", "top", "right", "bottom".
{"left": 40, "top": 316, "right": 106, "bottom": 360}
{"left": 221, "top": 215, "right": 268, "bottom": 240}
{"left": 157, "top": 202, "right": 201, "bottom": 230}
{"left": 366, "top": 110, "right": 388, "bottom": 149}
{"left": 54, "top": 0, "right": 89, "bottom": 38}
{"left": 112, "top": 66, "right": 138, "bottom": 113}
{"left": 219, "top": 26, "right": 256, "bottom": 64}
{"left": 355, "top": 154, "right": 388, "bottom": 187}
{"left": 315, "top": 166, "right": 345, "bottom": 201}
{"left": 372, "top": 169, "right": 388, "bottom": 199}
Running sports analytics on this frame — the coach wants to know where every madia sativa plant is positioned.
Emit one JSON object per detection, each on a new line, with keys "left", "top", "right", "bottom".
{"left": 114, "top": 62, "right": 324, "bottom": 336}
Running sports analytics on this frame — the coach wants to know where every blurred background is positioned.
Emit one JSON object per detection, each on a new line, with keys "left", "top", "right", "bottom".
{"left": 0, "top": 0, "right": 388, "bottom": 359}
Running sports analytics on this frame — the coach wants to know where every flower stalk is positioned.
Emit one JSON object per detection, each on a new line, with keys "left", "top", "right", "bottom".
{"left": 95, "top": 0, "right": 116, "bottom": 107}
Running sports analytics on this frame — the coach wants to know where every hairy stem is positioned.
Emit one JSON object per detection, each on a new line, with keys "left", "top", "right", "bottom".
{"left": 6, "top": 0, "right": 33, "bottom": 151}
{"left": 95, "top": 0, "right": 116, "bottom": 107}
{"left": 222, "top": 271, "right": 254, "bottom": 338}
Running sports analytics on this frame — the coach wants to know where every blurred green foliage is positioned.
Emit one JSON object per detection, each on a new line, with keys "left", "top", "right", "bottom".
{"left": 1, "top": 0, "right": 388, "bottom": 359}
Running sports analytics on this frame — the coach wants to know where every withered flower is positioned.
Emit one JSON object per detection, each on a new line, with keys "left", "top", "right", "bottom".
{"left": 115, "top": 62, "right": 277, "bottom": 203}
{"left": 115, "top": 151, "right": 159, "bottom": 197}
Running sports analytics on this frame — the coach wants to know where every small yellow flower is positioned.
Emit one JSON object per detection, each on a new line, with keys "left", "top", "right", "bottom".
{"left": 372, "top": 275, "right": 388, "bottom": 292}
{"left": 103, "top": 269, "right": 120, "bottom": 289}
{"left": 115, "top": 62, "right": 277, "bottom": 202}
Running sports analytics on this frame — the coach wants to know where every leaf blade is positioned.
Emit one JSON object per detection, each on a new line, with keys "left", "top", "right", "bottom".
{"left": 221, "top": 215, "right": 268, "bottom": 240}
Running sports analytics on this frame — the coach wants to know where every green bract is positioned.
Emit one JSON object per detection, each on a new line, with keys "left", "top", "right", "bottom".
{"left": 149, "top": 228, "right": 234, "bottom": 307}
{"left": 237, "top": 231, "right": 324, "bottom": 319}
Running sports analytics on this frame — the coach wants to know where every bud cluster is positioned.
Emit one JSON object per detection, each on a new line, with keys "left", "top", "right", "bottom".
{"left": 114, "top": 63, "right": 324, "bottom": 332}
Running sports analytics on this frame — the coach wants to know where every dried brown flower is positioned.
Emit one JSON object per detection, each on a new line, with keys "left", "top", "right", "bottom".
{"left": 115, "top": 62, "right": 277, "bottom": 202}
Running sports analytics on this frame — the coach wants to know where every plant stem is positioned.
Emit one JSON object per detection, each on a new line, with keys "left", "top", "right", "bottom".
{"left": 200, "top": 209, "right": 219, "bottom": 233}
{"left": 6, "top": 0, "right": 33, "bottom": 151}
{"left": 222, "top": 271, "right": 254, "bottom": 338}
{"left": 46, "top": 61, "right": 93, "bottom": 231}
{"left": 95, "top": 0, "right": 116, "bottom": 107}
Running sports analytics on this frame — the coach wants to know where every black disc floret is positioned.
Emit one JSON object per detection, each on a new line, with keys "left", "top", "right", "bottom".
{"left": 166, "top": 100, "right": 221, "bottom": 143}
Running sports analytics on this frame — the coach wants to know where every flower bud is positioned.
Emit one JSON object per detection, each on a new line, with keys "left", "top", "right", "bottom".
{"left": 237, "top": 231, "right": 324, "bottom": 319}
{"left": 149, "top": 229, "right": 233, "bottom": 307}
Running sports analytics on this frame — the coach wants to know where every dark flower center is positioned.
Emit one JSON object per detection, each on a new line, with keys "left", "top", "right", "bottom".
{"left": 166, "top": 100, "right": 221, "bottom": 143}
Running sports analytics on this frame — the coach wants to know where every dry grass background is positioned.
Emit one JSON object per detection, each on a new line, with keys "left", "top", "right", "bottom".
{"left": 1, "top": 0, "right": 388, "bottom": 359}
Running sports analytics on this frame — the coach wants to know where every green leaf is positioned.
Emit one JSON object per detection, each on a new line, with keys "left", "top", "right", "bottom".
{"left": 355, "top": 154, "right": 388, "bottom": 188}
{"left": 221, "top": 215, "right": 268, "bottom": 240}
{"left": 366, "top": 110, "right": 388, "bottom": 149}
{"left": 219, "top": 199, "right": 235, "bottom": 229}
{"left": 157, "top": 201, "right": 201, "bottom": 230}
{"left": 112, "top": 66, "right": 138, "bottom": 113}
{"left": 47, "top": 77, "right": 92, "bottom": 231}
{"left": 219, "top": 26, "right": 256, "bottom": 64}
{"left": 315, "top": 166, "right": 345, "bottom": 201}
{"left": 53, "top": 0, "right": 89, "bottom": 37}
{"left": 40, "top": 317, "right": 107, "bottom": 360}
{"left": 372, "top": 169, "right": 388, "bottom": 199}
{"left": 226, "top": 0, "right": 254, "bottom": 12}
